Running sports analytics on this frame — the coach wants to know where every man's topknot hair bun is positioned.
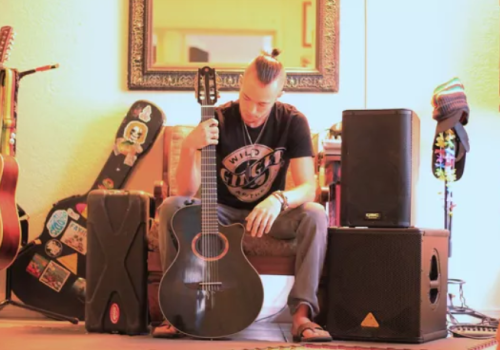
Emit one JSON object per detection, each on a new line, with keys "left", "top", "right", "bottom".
{"left": 253, "top": 48, "right": 284, "bottom": 85}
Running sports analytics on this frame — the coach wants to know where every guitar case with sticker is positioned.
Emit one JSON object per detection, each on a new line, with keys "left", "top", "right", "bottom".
{"left": 9, "top": 100, "right": 165, "bottom": 320}
{"left": 85, "top": 189, "right": 153, "bottom": 335}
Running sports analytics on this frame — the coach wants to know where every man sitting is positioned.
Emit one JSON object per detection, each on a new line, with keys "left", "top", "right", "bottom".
{"left": 153, "top": 49, "right": 332, "bottom": 343}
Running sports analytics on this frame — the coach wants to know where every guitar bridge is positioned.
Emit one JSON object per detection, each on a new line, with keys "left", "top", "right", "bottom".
{"left": 198, "top": 282, "right": 222, "bottom": 290}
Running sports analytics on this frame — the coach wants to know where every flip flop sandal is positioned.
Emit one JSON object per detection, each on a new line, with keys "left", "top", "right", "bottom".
{"left": 292, "top": 322, "right": 333, "bottom": 343}
{"left": 151, "top": 321, "right": 184, "bottom": 339}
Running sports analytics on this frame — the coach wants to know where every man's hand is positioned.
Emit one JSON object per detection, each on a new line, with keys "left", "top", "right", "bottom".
{"left": 245, "top": 194, "right": 282, "bottom": 237}
{"left": 184, "top": 118, "right": 219, "bottom": 150}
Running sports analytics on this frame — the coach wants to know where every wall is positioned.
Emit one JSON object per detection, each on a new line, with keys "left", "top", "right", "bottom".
{"left": 366, "top": 0, "right": 500, "bottom": 316}
{"left": 0, "top": 0, "right": 497, "bottom": 321}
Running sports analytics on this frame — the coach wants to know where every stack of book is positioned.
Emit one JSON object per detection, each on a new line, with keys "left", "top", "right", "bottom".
{"left": 321, "top": 134, "right": 342, "bottom": 227}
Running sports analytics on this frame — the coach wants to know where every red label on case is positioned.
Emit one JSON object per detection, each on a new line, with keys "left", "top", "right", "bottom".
{"left": 110, "top": 303, "right": 120, "bottom": 324}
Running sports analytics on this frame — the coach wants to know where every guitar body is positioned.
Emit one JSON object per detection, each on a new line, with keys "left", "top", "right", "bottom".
{"left": 0, "top": 27, "right": 22, "bottom": 272}
{"left": 159, "top": 204, "right": 264, "bottom": 338}
{"left": 0, "top": 154, "right": 20, "bottom": 270}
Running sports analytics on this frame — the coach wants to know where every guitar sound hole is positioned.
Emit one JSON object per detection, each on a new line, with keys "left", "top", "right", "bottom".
{"left": 192, "top": 233, "right": 228, "bottom": 261}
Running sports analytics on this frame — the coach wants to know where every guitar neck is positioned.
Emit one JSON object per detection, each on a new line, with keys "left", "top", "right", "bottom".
{"left": 200, "top": 105, "right": 217, "bottom": 232}
{"left": 0, "top": 68, "right": 19, "bottom": 156}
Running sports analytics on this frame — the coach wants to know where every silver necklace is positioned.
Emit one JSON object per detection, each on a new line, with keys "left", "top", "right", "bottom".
{"left": 242, "top": 116, "right": 270, "bottom": 181}
{"left": 242, "top": 116, "right": 269, "bottom": 147}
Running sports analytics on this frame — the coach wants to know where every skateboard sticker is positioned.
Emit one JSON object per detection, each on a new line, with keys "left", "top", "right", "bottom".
{"left": 39, "top": 261, "right": 71, "bottom": 292}
{"left": 57, "top": 253, "right": 78, "bottom": 275}
{"left": 45, "top": 239, "right": 63, "bottom": 258}
{"left": 60, "top": 221, "right": 87, "bottom": 255}
{"left": 72, "top": 278, "right": 86, "bottom": 302}
{"left": 67, "top": 208, "right": 80, "bottom": 221}
{"left": 46, "top": 209, "right": 69, "bottom": 237}
{"left": 26, "top": 253, "right": 49, "bottom": 278}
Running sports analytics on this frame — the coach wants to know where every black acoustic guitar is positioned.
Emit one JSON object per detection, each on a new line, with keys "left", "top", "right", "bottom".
{"left": 158, "top": 66, "right": 264, "bottom": 339}
{"left": 10, "top": 100, "right": 165, "bottom": 320}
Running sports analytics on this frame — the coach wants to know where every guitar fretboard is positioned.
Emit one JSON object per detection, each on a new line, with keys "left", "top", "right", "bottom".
{"left": 201, "top": 105, "right": 218, "bottom": 235}
{"left": 0, "top": 68, "right": 20, "bottom": 157}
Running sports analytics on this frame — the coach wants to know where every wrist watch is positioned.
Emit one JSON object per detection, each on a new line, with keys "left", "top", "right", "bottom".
{"left": 272, "top": 190, "right": 289, "bottom": 211}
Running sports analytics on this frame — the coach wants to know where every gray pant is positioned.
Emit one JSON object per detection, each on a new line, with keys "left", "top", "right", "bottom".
{"left": 157, "top": 196, "right": 328, "bottom": 319}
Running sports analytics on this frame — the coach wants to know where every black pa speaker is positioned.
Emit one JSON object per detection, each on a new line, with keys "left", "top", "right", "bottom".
{"left": 326, "top": 227, "right": 449, "bottom": 343}
{"left": 340, "top": 109, "right": 420, "bottom": 228}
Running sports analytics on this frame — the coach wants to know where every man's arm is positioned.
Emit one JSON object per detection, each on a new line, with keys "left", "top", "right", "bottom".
{"left": 175, "top": 118, "right": 219, "bottom": 197}
{"left": 175, "top": 141, "right": 201, "bottom": 197}
{"left": 245, "top": 156, "right": 317, "bottom": 237}
{"left": 281, "top": 156, "right": 317, "bottom": 208}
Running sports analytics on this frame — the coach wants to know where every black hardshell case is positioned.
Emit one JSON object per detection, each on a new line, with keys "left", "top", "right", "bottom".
{"left": 85, "top": 189, "right": 154, "bottom": 335}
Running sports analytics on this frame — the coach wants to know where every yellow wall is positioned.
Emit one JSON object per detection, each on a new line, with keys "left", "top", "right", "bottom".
{"left": 0, "top": 0, "right": 499, "bottom": 320}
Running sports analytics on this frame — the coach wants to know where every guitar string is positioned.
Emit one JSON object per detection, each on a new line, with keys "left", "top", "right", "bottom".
{"left": 201, "top": 94, "right": 204, "bottom": 292}
{"left": 201, "top": 74, "right": 220, "bottom": 298}
{"left": 202, "top": 95, "right": 210, "bottom": 291}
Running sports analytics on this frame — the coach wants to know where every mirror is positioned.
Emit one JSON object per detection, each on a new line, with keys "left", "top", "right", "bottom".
{"left": 128, "top": 0, "right": 339, "bottom": 92}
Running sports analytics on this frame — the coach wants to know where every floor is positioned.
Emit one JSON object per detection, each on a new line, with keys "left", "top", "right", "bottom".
{"left": 0, "top": 319, "right": 496, "bottom": 350}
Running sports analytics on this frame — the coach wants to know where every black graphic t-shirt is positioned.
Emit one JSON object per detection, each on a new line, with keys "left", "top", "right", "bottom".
{"left": 214, "top": 100, "right": 314, "bottom": 210}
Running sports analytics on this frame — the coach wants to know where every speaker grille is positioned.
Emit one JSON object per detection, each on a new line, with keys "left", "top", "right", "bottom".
{"left": 328, "top": 229, "right": 422, "bottom": 340}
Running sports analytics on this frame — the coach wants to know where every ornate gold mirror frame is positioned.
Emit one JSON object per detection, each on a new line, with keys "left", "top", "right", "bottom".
{"left": 127, "top": 0, "right": 339, "bottom": 92}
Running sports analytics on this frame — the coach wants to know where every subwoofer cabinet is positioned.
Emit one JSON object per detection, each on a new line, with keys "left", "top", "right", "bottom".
{"left": 326, "top": 227, "right": 449, "bottom": 343}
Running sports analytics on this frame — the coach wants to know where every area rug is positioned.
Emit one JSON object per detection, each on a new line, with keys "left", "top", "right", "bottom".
{"left": 467, "top": 339, "right": 498, "bottom": 350}
{"left": 232, "top": 345, "right": 431, "bottom": 350}
{"left": 232, "top": 338, "right": 498, "bottom": 350}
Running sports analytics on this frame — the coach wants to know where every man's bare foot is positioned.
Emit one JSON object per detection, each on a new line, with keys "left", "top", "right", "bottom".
{"left": 291, "top": 305, "right": 332, "bottom": 343}
{"left": 151, "top": 320, "right": 183, "bottom": 338}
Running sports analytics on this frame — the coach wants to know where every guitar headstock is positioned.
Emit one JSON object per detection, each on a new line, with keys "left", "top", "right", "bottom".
{"left": 0, "top": 26, "right": 15, "bottom": 65}
{"left": 196, "top": 66, "right": 218, "bottom": 106}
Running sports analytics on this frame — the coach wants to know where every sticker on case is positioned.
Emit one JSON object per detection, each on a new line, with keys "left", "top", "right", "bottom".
{"left": 46, "top": 210, "right": 68, "bottom": 237}
{"left": 75, "top": 203, "right": 87, "bottom": 219}
{"left": 26, "top": 253, "right": 49, "bottom": 278}
{"left": 67, "top": 208, "right": 80, "bottom": 221}
{"left": 45, "top": 239, "right": 63, "bottom": 258}
{"left": 72, "top": 278, "right": 86, "bottom": 302}
{"left": 60, "top": 221, "right": 87, "bottom": 255}
{"left": 138, "top": 105, "right": 152, "bottom": 123}
{"left": 39, "top": 261, "right": 71, "bottom": 292}
{"left": 113, "top": 121, "right": 148, "bottom": 167}
{"left": 98, "top": 178, "right": 114, "bottom": 190}
{"left": 57, "top": 253, "right": 78, "bottom": 275}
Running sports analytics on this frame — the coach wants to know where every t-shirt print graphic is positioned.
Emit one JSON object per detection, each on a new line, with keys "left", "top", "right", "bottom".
{"left": 221, "top": 144, "right": 285, "bottom": 203}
